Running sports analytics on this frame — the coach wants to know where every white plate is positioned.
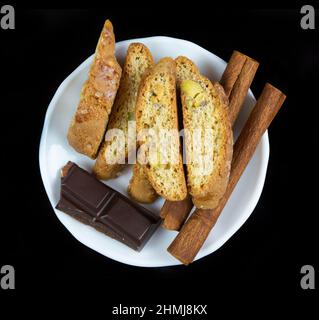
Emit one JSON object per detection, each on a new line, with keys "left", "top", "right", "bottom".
{"left": 39, "top": 36, "right": 269, "bottom": 267}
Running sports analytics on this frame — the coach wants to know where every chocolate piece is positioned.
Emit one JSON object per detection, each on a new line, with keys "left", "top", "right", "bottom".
{"left": 56, "top": 162, "right": 161, "bottom": 251}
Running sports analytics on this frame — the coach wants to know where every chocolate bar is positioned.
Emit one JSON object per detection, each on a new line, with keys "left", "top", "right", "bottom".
{"left": 56, "top": 162, "right": 161, "bottom": 251}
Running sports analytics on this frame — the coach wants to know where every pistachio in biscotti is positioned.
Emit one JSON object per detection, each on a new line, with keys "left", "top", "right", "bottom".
{"left": 181, "top": 80, "right": 208, "bottom": 108}
{"left": 181, "top": 80, "right": 202, "bottom": 97}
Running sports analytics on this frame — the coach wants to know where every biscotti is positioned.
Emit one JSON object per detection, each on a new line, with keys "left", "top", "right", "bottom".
{"left": 135, "top": 58, "right": 187, "bottom": 201}
{"left": 176, "top": 56, "right": 233, "bottom": 209}
{"left": 93, "top": 43, "right": 154, "bottom": 179}
{"left": 67, "top": 19, "right": 122, "bottom": 159}
{"left": 127, "top": 163, "right": 158, "bottom": 203}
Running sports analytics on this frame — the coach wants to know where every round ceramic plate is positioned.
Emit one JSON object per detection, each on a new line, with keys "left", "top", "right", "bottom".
{"left": 39, "top": 36, "right": 269, "bottom": 267}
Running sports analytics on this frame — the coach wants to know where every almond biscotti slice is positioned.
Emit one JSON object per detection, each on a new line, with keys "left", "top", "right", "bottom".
{"left": 176, "top": 56, "right": 233, "bottom": 209}
{"left": 67, "top": 20, "right": 122, "bottom": 159}
{"left": 135, "top": 58, "right": 187, "bottom": 201}
{"left": 93, "top": 43, "right": 154, "bottom": 179}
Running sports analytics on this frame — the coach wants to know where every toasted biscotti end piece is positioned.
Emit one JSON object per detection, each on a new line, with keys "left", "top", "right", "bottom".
{"left": 135, "top": 57, "right": 187, "bottom": 201}
{"left": 67, "top": 20, "right": 122, "bottom": 159}
{"left": 127, "top": 163, "right": 158, "bottom": 203}
{"left": 93, "top": 43, "right": 154, "bottom": 179}
{"left": 176, "top": 56, "right": 233, "bottom": 208}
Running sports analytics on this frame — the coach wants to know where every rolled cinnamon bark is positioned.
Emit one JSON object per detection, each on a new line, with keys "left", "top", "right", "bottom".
{"left": 161, "top": 194, "right": 193, "bottom": 229}
{"left": 161, "top": 51, "right": 259, "bottom": 231}
{"left": 168, "top": 83, "right": 286, "bottom": 264}
{"left": 220, "top": 51, "right": 247, "bottom": 98}
{"left": 221, "top": 51, "right": 259, "bottom": 125}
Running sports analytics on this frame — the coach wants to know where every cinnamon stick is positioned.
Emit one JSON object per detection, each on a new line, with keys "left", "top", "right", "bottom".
{"left": 220, "top": 50, "right": 247, "bottom": 98}
{"left": 161, "top": 51, "right": 259, "bottom": 231}
{"left": 168, "top": 83, "right": 286, "bottom": 265}
{"left": 221, "top": 50, "right": 259, "bottom": 125}
{"left": 161, "top": 194, "right": 193, "bottom": 229}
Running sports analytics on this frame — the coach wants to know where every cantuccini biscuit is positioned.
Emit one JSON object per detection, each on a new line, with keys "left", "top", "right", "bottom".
{"left": 94, "top": 43, "right": 154, "bottom": 179}
{"left": 67, "top": 19, "right": 122, "bottom": 159}
{"left": 176, "top": 56, "right": 233, "bottom": 209}
{"left": 134, "top": 58, "right": 187, "bottom": 201}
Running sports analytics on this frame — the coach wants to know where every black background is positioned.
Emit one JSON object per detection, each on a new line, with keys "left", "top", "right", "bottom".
{"left": 0, "top": 1, "right": 318, "bottom": 310}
